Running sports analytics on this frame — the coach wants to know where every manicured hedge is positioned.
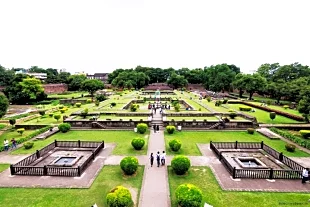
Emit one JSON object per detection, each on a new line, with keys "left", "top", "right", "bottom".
{"left": 175, "top": 184, "right": 203, "bottom": 207}
{"left": 58, "top": 123, "right": 71, "bottom": 133}
{"left": 239, "top": 106, "right": 252, "bottom": 111}
{"left": 120, "top": 156, "right": 139, "bottom": 175}
{"left": 131, "top": 138, "right": 145, "bottom": 150}
{"left": 285, "top": 143, "right": 296, "bottom": 152}
{"left": 169, "top": 139, "right": 182, "bottom": 152}
{"left": 166, "top": 125, "right": 176, "bottom": 134}
{"left": 247, "top": 128, "right": 255, "bottom": 134}
{"left": 270, "top": 128, "right": 310, "bottom": 150}
{"left": 0, "top": 126, "right": 51, "bottom": 152}
{"left": 171, "top": 155, "right": 191, "bottom": 175}
{"left": 106, "top": 186, "right": 133, "bottom": 207}
{"left": 137, "top": 123, "right": 147, "bottom": 134}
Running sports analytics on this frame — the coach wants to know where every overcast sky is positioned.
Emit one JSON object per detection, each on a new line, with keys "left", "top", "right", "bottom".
{"left": 0, "top": 0, "right": 309, "bottom": 74}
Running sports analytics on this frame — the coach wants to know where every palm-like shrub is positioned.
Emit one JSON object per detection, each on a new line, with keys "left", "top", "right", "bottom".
{"left": 137, "top": 123, "right": 147, "bottom": 134}
{"left": 270, "top": 112, "right": 276, "bottom": 120}
{"left": 169, "top": 139, "right": 182, "bottom": 152}
{"left": 106, "top": 186, "right": 133, "bottom": 207}
{"left": 175, "top": 184, "right": 203, "bottom": 207}
{"left": 120, "top": 156, "right": 139, "bottom": 175}
{"left": 131, "top": 138, "right": 145, "bottom": 150}
{"left": 9, "top": 119, "right": 16, "bottom": 126}
{"left": 171, "top": 155, "right": 191, "bottom": 175}
{"left": 166, "top": 125, "right": 176, "bottom": 134}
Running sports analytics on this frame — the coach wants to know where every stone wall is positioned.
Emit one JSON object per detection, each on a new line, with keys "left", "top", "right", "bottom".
{"left": 64, "top": 120, "right": 151, "bottom": 129}
{"left": 163, "top": 120, "right": 254, "bottom": 129}
{"left": 43, "top": 84, "right": 68, "bottom": 94}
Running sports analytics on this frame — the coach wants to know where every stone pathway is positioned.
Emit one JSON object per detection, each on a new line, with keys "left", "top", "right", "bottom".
{"left": 139, "top": 111, "right": 170, "bottom": 207}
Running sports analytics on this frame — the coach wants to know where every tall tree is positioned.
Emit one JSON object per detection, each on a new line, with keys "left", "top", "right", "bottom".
{"left": 67, "top": 75, "right": 87, "bottom": 91}
{"left": 81, "top": 79, "right": 104, "bottom": 98}
{"left": 167, "top": 73, "right": 188, "bottom": 89}
{"left": 19, "top": 78, "right": 45, "bottom": 100}
{"left": 0, "top": 94, "right": 9, "bottom": 118}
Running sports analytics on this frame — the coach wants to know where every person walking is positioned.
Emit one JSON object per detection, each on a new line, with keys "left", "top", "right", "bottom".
{"left": 153, "top": 125, "right": 156, "bottom": 133}
{"left": 156, "top": 151, "right": 161, "bottom": 167}
{"left": 4, "top": 139, "right": 9, "bottom": 151}
{"left": 156, "top": 125, "right": 159, "bottom": 132}
{"left": 150, "top": 153, "right": 154, "bottom": 167}
{"left": 11, "top": 138, "right": 17, "bottom": 149}
{"left": 161, "top": 151, "right": 166, "bottom": 165}
{"left": 302, "top": 168, "right": 309, "bottom": 184}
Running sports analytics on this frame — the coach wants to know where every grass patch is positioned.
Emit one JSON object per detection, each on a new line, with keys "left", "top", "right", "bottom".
{"left": 0, "top": 166, "right": 144, "bottom": 207}
{"left": 164, "top": 131, "right": 309, "bottom": 157}
{"left": 11, "top": 130, "right": 149, "bottom": 155}
{"left": 0, "top": 164, "right": 10, "bottom": 173}
{"left": 249, "top": 102, "right": 302, "bottom": 116}
{"left": 0, "top": 124, "right": 7, "bottom": 130}
{"left": 228, "top": 104, "right": 301, "bottom": 124}
{"left": 166, "top": 116, "right": 219, "bottom": 121}
{"left": 168, "top": 166, "right": 309, "bottom": 207}
{"left": 0, "top": 129, "right": 35, "bottom": 147}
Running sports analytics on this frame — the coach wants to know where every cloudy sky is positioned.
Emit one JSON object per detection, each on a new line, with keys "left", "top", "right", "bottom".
{"left": 0, "top": 0, "right": 309, "bottom": 74}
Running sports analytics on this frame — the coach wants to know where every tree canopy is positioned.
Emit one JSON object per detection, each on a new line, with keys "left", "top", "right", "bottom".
{"left": 81, "top": 79, "right": 104, "bottom": 97}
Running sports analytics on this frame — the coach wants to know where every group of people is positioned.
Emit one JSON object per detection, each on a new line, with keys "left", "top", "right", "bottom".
{"left": 3, "top": 138, "right": 17, "bottom": 151}
{"left": 149, "top": 151, "right": 166, "bottom": 167}
{"left": 153, "top": 125, "right": 160, "bottom": 133}
{"left": 302, "top": 168, "right": 309, "bottom": 184}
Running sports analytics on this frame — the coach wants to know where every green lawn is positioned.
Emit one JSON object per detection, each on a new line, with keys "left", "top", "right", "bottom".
{"left": 201, "top": 100, "right": 231, "bottom": 112}
{"left": 228, "top": 104, "right": 302, "bottom": 124}
{"left": 48, "top": 91, "right": 89, "bottom": 99}
{"left": 164, "top": 131, "right": 309, "bottom": 157}
{"left": 249, "top": 102, "right": 302, "bottom": 116}
{"left": 0, "top": 166, "right": 144, "bottom": 207}
{"left": 11, "top": 130, "right": 149, "bottom": 156}
{"left": 0, "top": 164, "right": 10, "bottom": 173}
{"left": 166, "top": 116, "right": 219, "bottom": 121}
{"left": 0, "top": 129, "right": 35, "bottom": 147}
{"left": 0, "top": 124, "right": 7, "bottom": 130}
{"left": 168, "top": 166, "right": 309, "bottom": 207}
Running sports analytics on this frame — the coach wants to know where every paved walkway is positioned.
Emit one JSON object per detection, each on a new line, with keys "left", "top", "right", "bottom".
{"left": 139, "top": 111, "right": 170, "bottom": 207}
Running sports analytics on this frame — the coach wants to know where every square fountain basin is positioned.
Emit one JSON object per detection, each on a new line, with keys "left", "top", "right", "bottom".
{"left": 49, "top": 156, "right": 81, "bottom": 167}
{"left": 234, "top": 157, "right": 268, "bottom": 169}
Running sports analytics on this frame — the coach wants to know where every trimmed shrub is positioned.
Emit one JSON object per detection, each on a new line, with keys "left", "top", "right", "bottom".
{"left": 300, "top": 130, "right": 310, "bottom": 139}
{"left": 54, "top": 114, "right": 61, "bottom": 122}
{"left": 106, "top": 186, "right": 133, "bottom": 207}
{"left": 283, "top": 105, "right": 289, "bottom": 109}
{"left": 175, "top": 184, "right": 203, "bottom": 207}
{"left": 81, "top": 108, "right": 89, "bottom": 118}
{"left": 39, "top": 110, "right": 45, "bottom": 116}
{"left": 96, "top": 94, "right": 106, "bottom": 102}
{"left": 270, "top": 112, "right": 276, "bottom": 120}
{"left": 58, "top": 105, "right": 64, "bottom": 109}
{"left": 131, "top": 138, "right": 145, "bottom": 150}
{"left": 222, "top": 98, "right": 228, "bottom": 104}
{"left": 215, "top": 100, "right": 222, "bottom": 107}
{"left": 75, "top": 103, "right": 82, "bottom": 108}
{"left": 285, "top": 143, "right": 296, "bottom": 152}
{"left": 95, "top": 101, "right": 100, "bottom": 106}
{"left": 58, "top": 123, "right": 71, "bottom": 133}
{"left": 247, "top": 128, "right": 255, "bottom": 134}
{"left": 111, "top": 102, "right": 117, "bottom": 107}
{"left": 120, "top": 156, "right": 139, "bottom": 175}
{"left": 137, "top": 123, "right": 147, "bottom": 134}
{"left": 23, "top": 142, "right": 34, "bottom": 149}
{"left": 17, "top": 128, "right": 25, "bottom": 135}
{"left": 174, "top": 103, "right": 180, "bottom": 112}
{"left": 171, "top": 155, "right": 191, "bottom": 175}
{"left": 239, "top": 106, "right": 252, "bottom": 111}
{"left": 169, "top": 139, "right": 182, "bottom": 152}
{"left": 9, "top": 119, "right": 16, "bottom": 126}
{"left": 228, "top": 112, "right": 237, "bottom": 119}
{"left": 130, "top": 104, "right": 139, "bottom": 112}
{"left": 86, "top": 99, "right": 92, "bottom": 103}
{"left": 206, "top": 96, "right": 211, "bottom": 102}
{"left": 60, "top": 109, "right": 66, "bottom": 113}
{"left": 48, "top": 113, "right": 53, "bottom": 117}
{"left": 166, "top": 125, "right": 176, "bottom": 134}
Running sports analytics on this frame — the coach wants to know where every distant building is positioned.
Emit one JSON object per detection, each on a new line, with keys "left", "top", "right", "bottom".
{"left": 86, "top": 73, "right": 109, "bottom": 83}
{"left": 15, "top": 70, "right": 47, "bottom": 81}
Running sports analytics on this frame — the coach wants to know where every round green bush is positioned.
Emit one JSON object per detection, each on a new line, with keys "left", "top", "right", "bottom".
{"left": 75, "top": 103, "right": 82, "bottom": 108}
{"left": 120, "top": 156, "right": 139, "bottom": 175}
{"left": 48, "top": 113, "right": 53, "bottom": 117}
{"left": 270, "top": 112, "right": 276, "bottom": 120}
{"left": 54, "top": 114, "right": 61, "bottom": 121}
{"left": 95, "top": 101, "right": 100, "bottom": 106}
{"left": 137, "top": 123, "right": 147, "bottom": 134}
{"left": 300, "top": 130, "right": 310, "bottom": 139}
{"left": 247, "top": 128, "right": 255, "bottom": 134}
{"left": 283, "top": 105, "right": 289, "bottom": 109}
{"left": 86, "top": 99, "right": 92, "bottom": 103}
{"left": 169, "top": 139, "right": 182, "bottom": 152}
{"left": 228, "top": 112, "right": 237, "bottom": 119}
{"left": 285, "top": 143, "right": 296, "bottom": 152}
{"left": 9, "top": 119, "right": 16, "bottom": 126}
{"left": 175, "top": 184, "right": 203, "bottom": 207}
{"left": 17, "top": 128, "right": 25, "bottom": 135}
{"left": 58, "top": 123, "right": 71, "bottom": 133}
{"left": 60, "top": 109, "right": 66, "bottom": 113}
{"left": 111, "top": 102, "right": 117, "bottom": 107}
{"left": 239, "top": 106, "right": 252, "bottom": 111}
{"left": 58, "top": 105, "right": 64, "bottom": 109}
{"left": 166, "top": 125, "right": 176, "bottom": 134}
{"left": 130, "top": 104, "right": 139, "bottom": 112}
{"left": 131, "top": 138, "right": 145, "bottom": 150}
{"left": 23, "top": 142, "right": 34, "bottom": 150}
{"left": 39, "top": 110, "right": 45, "bottom": 116}
{"left": 171, "top": 155, "right": 191, "bottom": 175}
{"left": 106, "top": 186, "right": 133, "bottom": 207}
